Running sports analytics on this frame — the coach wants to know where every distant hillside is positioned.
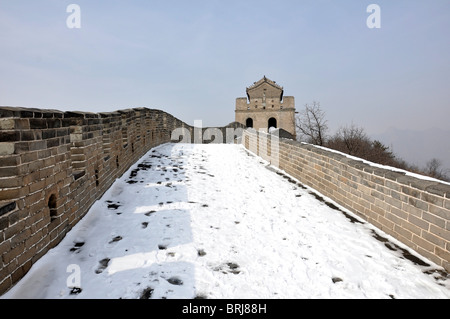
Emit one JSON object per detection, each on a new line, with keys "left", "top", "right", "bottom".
{"left": 372, "top": 128, "right": 450, "bottom": 172}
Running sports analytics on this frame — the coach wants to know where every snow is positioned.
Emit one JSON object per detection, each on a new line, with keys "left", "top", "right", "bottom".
{"left": 2, "top": 143, "right": 449, "bottom": 299}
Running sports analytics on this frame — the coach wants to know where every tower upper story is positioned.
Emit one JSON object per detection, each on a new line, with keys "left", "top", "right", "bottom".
{"left": 236, "top": 76, "right": 295, "bottom": 111}
{"left": 235, "top": 76, "right": 296, "bottom": 138}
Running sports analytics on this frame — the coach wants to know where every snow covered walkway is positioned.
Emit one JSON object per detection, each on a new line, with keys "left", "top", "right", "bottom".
{"left": 2, "top": 143, "right": 450, "bottom": 299}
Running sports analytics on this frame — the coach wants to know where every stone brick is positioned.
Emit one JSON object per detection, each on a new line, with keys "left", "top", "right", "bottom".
{"left": 14, "top": 119, "right": 30, "bottom": 130}
{"left": 435, "top": 246, "right": 450, "bottom": 262}
{"left": 401, "top": 185, "right": 420, "bottom": 198}
{"left": 428, "top": 204, "right": 450, "bottom": 220}
{"left": 370, "top": 203, "right": 386, "bottom": 216}
{"left": 29, "top": 179, "right": 46, "bottom": 194}
{"left": 390, "top": 190, "right": 408, "bottom": 203}
{"left": 46, "top": 119, "right": 62, "bottom": 129}
{"left": 412, "top": 234, "right": 435, "bottom": 251}
{"left": 402, "top": 219, "right": 422, "bottom": 236}
{"left": 2, "top": 241, "right": 24, "bottom": 264}
{"left": 422, "top": 211, "right": 446, "bottom": 229}
{"left": 10, "top": 228, "right": 32, "bottom": 249}
{"left": 425, "top": 184, "right": 450, "bottom": 198}
{"left": 421, "top": 192, "right": 444, "bottom": 207}
{"left": 408, "top": 197, "right": 428, "bottom": 211}
{"left": 20, "top": 151, "right": 38, "bottom": 163}
{"left": 0, "top": 176, "right": 23, "bottom": 189}
{"left": 29, "top": 140, "right": 47, "bottom": 151}
{"left": 370, "top": 174, "right": 385, "bottom": 186}
{"left": 361, "top": 178, "right": 376, "bottom": 189}
{"left": 408, "top": 214, "right": 430, "bottom": 231}
{"left": 42, "top": 129, "right": 56, "bottom": 140}
{"left": 390, "top": 206, "right": 408, "bottom": 220}
{"left": 422, "top": 230, "right": 445, "bottom": 248}
{"left": 0, "top": 154, "right": 20, "bottom": 166}
{"left": 361, "top": 192, "right": 375, "bottom": 204}
{"left": 25, "top": 229, "right": 44, "bottom": 250}
{"left": 445, "top": 199, "right": 450, "bottom": 210}
{"left": 0, "top": 119, "right": 15, "bottom": 130}
{"left": 0, "top": 143, "right": 15, "bottom": 156}
{"left": 430, "top": 225, "right": 450, "bottom": 242}
{"left": 29, "top": 119, "right": 47, "bottom": 129}
{"left": 386, "top": 212, "right": 404, "bottom": 225}
{"left": 385, "top": 196, "right": 403, "bottom": 210}
{"left": 394, "top": 224, "right": 412, "bottom": 241}
{"left": 0, "top": 188, "right": 22, "bottom": 202}
{"left": 402, "top": 202, "right": 423, "bottom": 218}
{"left": 370, "top": 189, "right": 385, "bottom": 201}
{"left": 0, "top": 131, "right": 21, "bottom": 142}
{"left": 377, "top": 215, "right": 395, "bottom": 231}
{"left": 10, "top": 261, "right": 31, "bottom": 284}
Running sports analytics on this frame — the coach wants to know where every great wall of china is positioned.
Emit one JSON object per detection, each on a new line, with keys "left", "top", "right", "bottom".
{"left": 0, "top": 106, "right": 449, "bottom": 295}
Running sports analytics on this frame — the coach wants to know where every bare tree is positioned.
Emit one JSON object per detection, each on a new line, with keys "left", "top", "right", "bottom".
{"left": 296, "top": 101, "right": 328, "bottom": 146}
{"left": 339, "top": 124, "right": 369, "bottom": 156}
{"left": 327, "top": 123, "right": 369, "bottom": 156}
{"left": 424, "top": 158, "right": 450, "bottom": 181}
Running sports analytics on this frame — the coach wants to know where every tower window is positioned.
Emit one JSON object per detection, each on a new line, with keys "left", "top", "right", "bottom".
{"left": 246, "top": 118, "right": 254, "bottom": 128}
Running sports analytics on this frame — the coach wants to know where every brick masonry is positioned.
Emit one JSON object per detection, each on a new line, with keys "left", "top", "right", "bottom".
{"left": 0, "top": 106, "right": 243, "bottom": 295}
{"left": 242, "top": 129, "right": 450, "bottom": 272}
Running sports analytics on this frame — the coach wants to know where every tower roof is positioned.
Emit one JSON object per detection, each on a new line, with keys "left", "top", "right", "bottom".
{"left": 246, "top": 76, "right": 284, "bottom": 100}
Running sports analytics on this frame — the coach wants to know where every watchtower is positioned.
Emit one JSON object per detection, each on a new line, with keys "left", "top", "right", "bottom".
{"left": 235, "top": 76, "right": 296, "bottom": 138}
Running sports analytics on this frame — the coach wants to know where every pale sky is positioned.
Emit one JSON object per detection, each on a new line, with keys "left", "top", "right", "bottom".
{"left": 1, "top": 0, "right": 449, "bottom": 136}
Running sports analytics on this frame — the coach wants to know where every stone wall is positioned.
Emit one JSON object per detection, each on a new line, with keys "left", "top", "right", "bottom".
{"left": 0, "top": 107, "right": 202, "bottom": 295}
{"left": 242, "top": 129, "right": 450, "bottom": 272}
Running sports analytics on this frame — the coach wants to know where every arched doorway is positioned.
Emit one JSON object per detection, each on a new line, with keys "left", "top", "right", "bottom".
{"left": 268, "top": 117, "right": 277, "bottom": 130}
{"left": 246, "top": 118, "right": 253, "bottom": 128}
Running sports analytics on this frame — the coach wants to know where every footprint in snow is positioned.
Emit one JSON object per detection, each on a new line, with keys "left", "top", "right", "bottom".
{"left": 69, "top": 287, "right": 82, "bottom": 295}
{"left": 140, "top": 287, "right": 154, "bottom": 299}
{"left": 213, "top": 262, "right": 241, "bottom": 275}
{"left": 107, "top": 202, "right": 121, "bottom": 210}
{"left": 167, "top": 277, "right": 183, "bottom": 286}
{"left": 69, "top": 241, "right": 85, "bottom": 253}
{"left": 109, "top": 236, "right": 122, "bottom": 244}
{"left": 197, "top": 249, "right": 207, "bottom": 257}
{"left": 95, "top": 258, "right": 110, "bottom": 274}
